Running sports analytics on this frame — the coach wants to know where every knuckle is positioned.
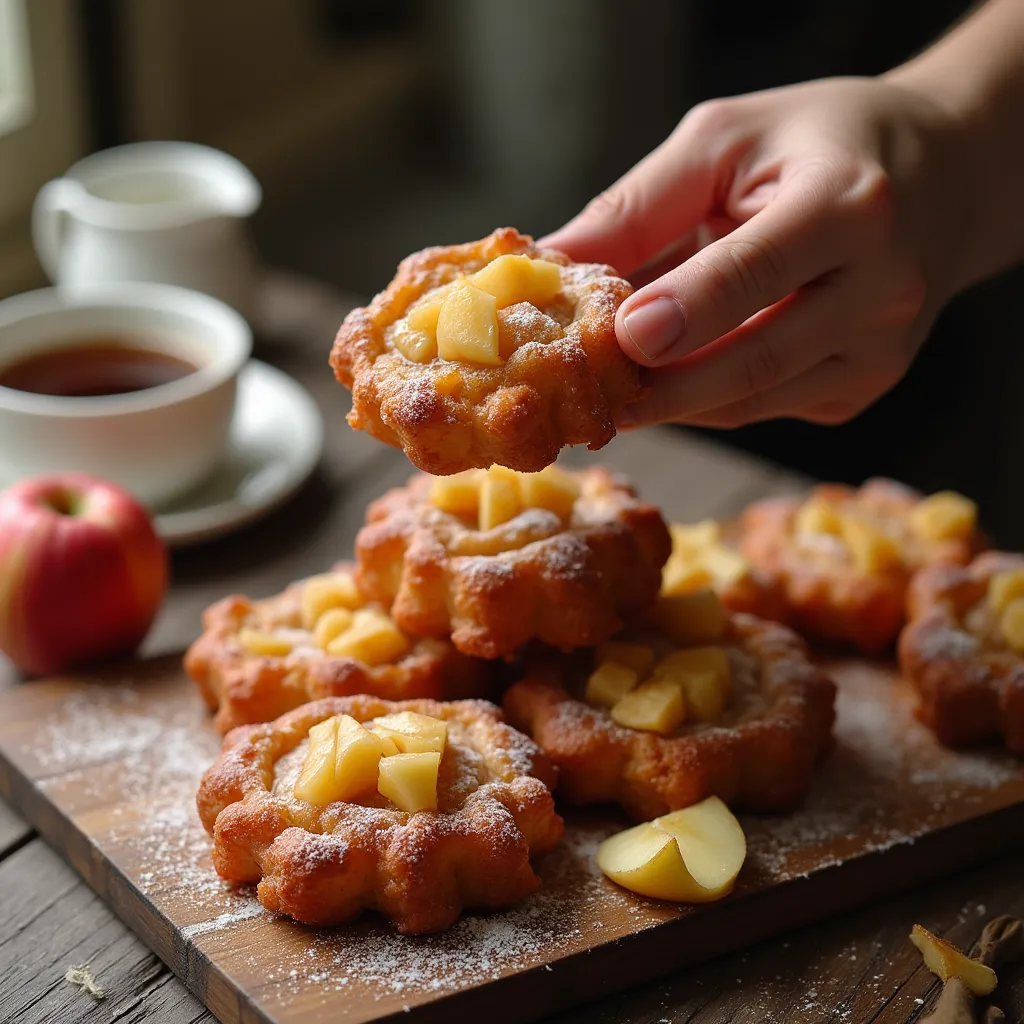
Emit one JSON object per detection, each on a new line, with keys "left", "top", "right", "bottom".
{"left": 585, "top": 185, "right": 633, "bottom": 223}
{"left": 742, "top": 336, "right": 783, "bottom": 395}
{"left": 582, "top": 186, "right": 646, "bottom": 270}
{"left": 730, "top": 234, "right": 787, "bottom": 294}
{"left": 690, "top": 232, "right": 786, "bottom": 322}
{"left": 846, "top": 168, "right": 896, "bottom": 233}
{"left": 680, "top": 98, "right": 736, "bottom": 141}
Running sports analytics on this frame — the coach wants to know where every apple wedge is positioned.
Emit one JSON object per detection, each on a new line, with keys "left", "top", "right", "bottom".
{"left": 596, "top": 796, "right": 746, "bottom": 903}
{"left": 910, "top": 924, "right": 998, "bottom": 996}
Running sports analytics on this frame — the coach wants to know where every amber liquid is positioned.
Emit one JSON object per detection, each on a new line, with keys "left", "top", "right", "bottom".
{"left": 0, "top": 338, "right": 197, "bottom": 398}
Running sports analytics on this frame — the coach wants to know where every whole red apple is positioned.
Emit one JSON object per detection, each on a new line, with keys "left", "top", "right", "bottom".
{"left": 0, "top": 474, "right": 168, "bottom": 676}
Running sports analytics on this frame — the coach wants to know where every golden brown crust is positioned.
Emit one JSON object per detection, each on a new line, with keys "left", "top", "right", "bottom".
{"left": 196, "top": 695, "right": 564, "bottom": 935}
{"left": 502, "top": 614, "right": 836, "bottom": 820}
{"left": 355, "top": 467, "right": 672, "bottom": 659}
{"left": 329, "top": 228, "right": 643, "bottom": 475}
{"left": 739, "top": 479, "right": 982, "bottom": 655}
{"left": 184, "top": 564, "right": 492, "bottom": 734}
{"left": 899, "top": 551, "right": 1024, "bottom": 753}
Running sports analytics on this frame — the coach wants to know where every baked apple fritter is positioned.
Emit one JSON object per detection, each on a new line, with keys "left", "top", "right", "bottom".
{"left": 185, "top": 563, "right": 490, "bottom": 733}
{"left": 330, "top": 228, "right": 642, "bottom": 475}
{"left": 196, "top": 695, "right": 563, "bottom": 934}
{"left": 354, "top": 465, "right": 672, "bottom": 660}
{"left": 739, "top": 479, "right": 983, "bottom": 655}
{"left": 900, "top": 550, "right": 1024, "bottom": 752}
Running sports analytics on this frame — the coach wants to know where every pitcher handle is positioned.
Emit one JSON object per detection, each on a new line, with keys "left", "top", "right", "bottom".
{"left": 32, "top": 178, "right": 84, "bottom": 282}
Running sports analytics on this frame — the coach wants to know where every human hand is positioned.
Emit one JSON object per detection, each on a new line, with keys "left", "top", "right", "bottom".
{"left": 542, "top": 76, "right": 971, "bottom": 429}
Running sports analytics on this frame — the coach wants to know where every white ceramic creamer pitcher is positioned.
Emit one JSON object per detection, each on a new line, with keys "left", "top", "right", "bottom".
{"left": 32, "top": 142, "right": 261, "bottom": 318}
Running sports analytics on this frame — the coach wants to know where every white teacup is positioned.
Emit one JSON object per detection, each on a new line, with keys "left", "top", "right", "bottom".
{"left": 32, "top": 142, "right": 261, "bottom": 317}
{"left": 0, "top": 284, "right": 251, "bottom": 507}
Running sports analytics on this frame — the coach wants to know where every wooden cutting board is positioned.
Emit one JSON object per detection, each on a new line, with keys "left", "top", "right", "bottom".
{"left": 0, "top": 656, "right": 1021, "bottom": 1024}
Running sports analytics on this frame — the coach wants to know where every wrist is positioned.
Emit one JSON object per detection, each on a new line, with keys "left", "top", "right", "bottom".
{"left": 883, "top": 61, "right": 991, "bottom": 299}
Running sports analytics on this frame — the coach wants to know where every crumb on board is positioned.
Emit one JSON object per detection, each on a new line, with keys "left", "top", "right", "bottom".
{"left": 64, "top": 964, "right": 105, "bottom": 1000}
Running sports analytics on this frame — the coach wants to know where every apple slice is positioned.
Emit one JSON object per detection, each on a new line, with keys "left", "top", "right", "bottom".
{"left": 370, "top": 711, "right": 447, "bottom": 754}
{"left": 910, "top": 924, "right": 998, "bottom": 996}
{"left": 377, "top": 751, "right": 441, "bottom": 813}
{"left": 596, "top": 796, "right": 746, "bottom": 903}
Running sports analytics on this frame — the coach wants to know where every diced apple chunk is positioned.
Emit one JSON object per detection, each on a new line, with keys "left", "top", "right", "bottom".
{"left": 370, "top": 711, "right": 448, "bottom": 754}
{"left": 407, "top": 298, "right": 444, "bottom": 335}
{"left": 909, "top": 491, "right": 978, "bottom": 542}
{"left": 1000, "top": 596, "right": 1024, "bottom": 654}
{"left": 596, "top": 796, "right": 746, "bottom": 902}
{"left": 429, "top": 469, "right": 483, "bottom": 518}
{"left": 794, "top": 497, "right": 843, "bottom": 536}
{"left": 301, "top": 572, "right": 364, "bottom": 630}
{"left": 478, "top": 466, "right": 521, "bottom": 530}
{"left": 840, "top": 516, "right": 904, "bottom": 574}
{"left": 293, "top": 717, "right": 340, "bottom": 805}
{"left": 436, "top": 283, "right": 501, "bottom": 365}
{"left": 586, "top": 660, "right": 640, "bottom": 708}
{"left": 293, "top": 715, "right": 393, "bottom": 806}
{"left": 516, "top": 465, "right": 580, "bottom": 519}
{"left": 238, "top": 628, "right": 293, "bottom": 657}
{"left": 596, "top": 641, "right": 656, "bottom": 677}
{"left": 334, "top": 715, "right": 395, "bottom": 800}
{"left": 377, "top": 751, "right": 441, "bottom": 813}
{"left": 391, "top": 324, "right": 437, "bottom": 364}
{"left": 314, "top": 607, "right": 354, "bottom": 649}
{"left": 470, "top": 254, "right": 562, "bottom": 309}
{"left": 326, "top": 607, "right": 410, "bottom": 665}
{"left": 611, "top": 680, "right": 685, "bottom": 734}
{"left": 988, "top": 568, "right": 1024, "bottom": 614}
{"left": 700, "top": 545, "right": 750, "bottom": 586}
{"left": 662, "top": 557, "right": 714, "bottom": 596}
{"left": 910, "top": 924, "right": 997, "bottom": 995}
{"left": 670, "top": 520, "right": 721, "bottom": 552}
{"left": 649, "top": 590, "right": 727, "bottom": 646}
{"left": 651, "top": 647, "right": 732, "bottom": 723}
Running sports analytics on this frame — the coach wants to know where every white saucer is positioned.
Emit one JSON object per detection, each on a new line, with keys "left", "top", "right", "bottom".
{"left": 155, "top": 360, "right": 323, "bottom": 546}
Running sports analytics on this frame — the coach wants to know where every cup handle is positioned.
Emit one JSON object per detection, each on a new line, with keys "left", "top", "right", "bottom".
{"left": 31, "top": 178, "right": 83, "bottom": 282}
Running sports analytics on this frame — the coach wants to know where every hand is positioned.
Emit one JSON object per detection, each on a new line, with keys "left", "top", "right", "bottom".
{"left": 542, "top": 76, "right": 971, "bottom": 429}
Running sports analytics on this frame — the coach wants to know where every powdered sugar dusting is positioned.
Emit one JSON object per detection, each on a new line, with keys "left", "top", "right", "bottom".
{"left": 744, "top": 661, "right": 1023, "bottom": 881}
{"left": 13, "top": 659, "right": 1024, "bottom": 1017}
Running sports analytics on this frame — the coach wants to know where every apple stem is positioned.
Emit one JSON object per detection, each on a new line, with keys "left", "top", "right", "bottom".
{"left": 44, "top": 490, "right": 83, "bottom": 517}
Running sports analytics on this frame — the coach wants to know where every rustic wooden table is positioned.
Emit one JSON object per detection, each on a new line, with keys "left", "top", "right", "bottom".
{"left": 1, "top": 273, "right": 1021, "bottom": 1024}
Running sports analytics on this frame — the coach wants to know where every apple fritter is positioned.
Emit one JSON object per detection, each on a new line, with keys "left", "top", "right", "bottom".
{"left": 354, "top": 465, "right": 672, "bottom": 660}
{"left": 661, "top": 518, "right": 786, "bottom": 622}
{"left": 330, "top": 227, "right": 643, "bottom": 475}
{"left": 899, "top": 550, "right": 1024, "bottom": 753}
{"left": 184, "top": 562, "right": 491, "bottom": 733}
{"left": 503, "top": 601, "right": 836, "bottom": 821}
{"left": 739, "top": 479, "right": 984, "bottom": 655}
{"left": 196, "top": 695, "right": 563, "bottom": 935}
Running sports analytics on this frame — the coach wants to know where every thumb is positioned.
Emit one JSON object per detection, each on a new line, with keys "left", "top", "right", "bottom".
{"left": 539, "top": 118, "right": 723, "bottom": 276}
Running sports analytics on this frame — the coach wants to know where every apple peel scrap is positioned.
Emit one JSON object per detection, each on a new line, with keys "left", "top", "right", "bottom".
{"left": 910, "top": 924, "right": 998, "bottom": 996}
{"left": 596, "top": 796, "right": 746, "bottom": 903}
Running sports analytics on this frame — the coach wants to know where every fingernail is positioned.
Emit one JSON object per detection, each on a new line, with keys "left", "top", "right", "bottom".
{"left": 622, "top": 297, "right": 686, "bottom": 362}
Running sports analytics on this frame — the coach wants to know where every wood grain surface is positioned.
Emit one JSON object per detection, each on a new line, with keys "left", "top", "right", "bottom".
{"left": 0, "top": 650, "right": 1021, "bottom": 1024}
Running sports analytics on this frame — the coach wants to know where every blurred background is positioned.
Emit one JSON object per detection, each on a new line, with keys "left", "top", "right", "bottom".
{"left": 3, "top": 0, "right": 1022, "bottom": 543}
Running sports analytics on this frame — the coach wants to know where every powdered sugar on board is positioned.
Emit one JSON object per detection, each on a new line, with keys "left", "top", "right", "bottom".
{"left": 743, "top": 660, "right": 1022, "bottom": 882}
{"left": 7, "top": 657, "right": 1024, "bottom": 1018}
